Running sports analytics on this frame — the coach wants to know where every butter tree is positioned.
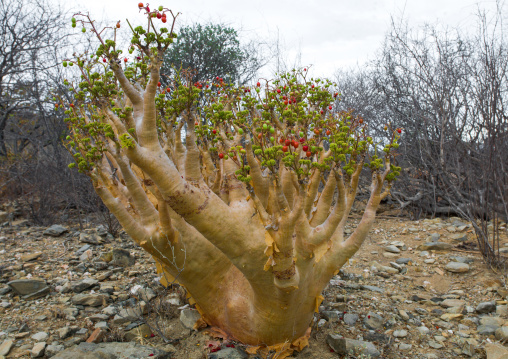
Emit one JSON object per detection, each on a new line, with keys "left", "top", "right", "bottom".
{"left": 61, "top": 5, "right": 400, "bottom": 355}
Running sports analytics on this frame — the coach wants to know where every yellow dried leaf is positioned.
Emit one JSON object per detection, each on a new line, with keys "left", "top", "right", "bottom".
{"left": 264, "top": 245, "right": 274, "bottom": 257}
{"left": 264, "top": 257, "right": 273, "bottom": 271}
{"left": 245, "top": 346, "right": 260, "bottom": 355}
{"left": 315, "top": 295, "right": 324, "bottom": 313}
{"left": 264, "top": 231, "right": 274, "bottom": 246}
{"left": 140, "top": 241, "right": 147, "bottom": 246}
{"left": 193, "top": 317, "right": 208, "bottom": 330}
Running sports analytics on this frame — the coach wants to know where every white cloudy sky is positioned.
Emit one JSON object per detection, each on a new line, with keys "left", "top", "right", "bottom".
{"left": 63, "top": 0, "right": 502, "bottom": 78}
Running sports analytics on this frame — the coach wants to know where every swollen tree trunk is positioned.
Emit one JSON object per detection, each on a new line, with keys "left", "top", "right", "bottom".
{"left": 61, "top": 8, "right": 400, "bottom": 354}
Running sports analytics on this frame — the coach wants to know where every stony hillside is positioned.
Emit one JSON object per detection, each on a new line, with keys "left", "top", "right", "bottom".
{"left": 0, "top": 214, "right": 507, "bottom": 358}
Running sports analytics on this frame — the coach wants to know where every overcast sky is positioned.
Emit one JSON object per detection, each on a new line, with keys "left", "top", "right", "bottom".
{"left": 64, "top": 0, "right": 502, "bottom": 79}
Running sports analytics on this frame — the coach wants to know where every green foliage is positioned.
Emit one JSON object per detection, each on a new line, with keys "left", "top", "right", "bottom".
{"left": 162, "top": 23, "right": 263, "bottom": 85}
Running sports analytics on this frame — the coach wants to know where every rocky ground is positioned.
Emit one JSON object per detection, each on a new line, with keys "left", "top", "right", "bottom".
{"left": 0, "top": 211, "right": 507, "bottom": 359}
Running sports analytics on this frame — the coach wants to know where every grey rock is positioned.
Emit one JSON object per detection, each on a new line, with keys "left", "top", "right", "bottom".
{"left": 321, "top": 310, "right": 340, "bottom": 322}
{"left": 71, "top": 294, "right": 108, "bottom": 307}
{"left": 326, "top": 334, "right": 380, "bottom": 358}
{"left": 63, "top": 307, "right": 79, "bottom": 317}
{"left": 428, "top": 340, "right": 443, "bottom": 349}
{"left": 95, "top": 322, "right": 108, "bottom": 330}
{"left": 419, "top": 242, "right": 453, "bottom": 251}
{"left": 480, "top": 316, "right": 504, "bottom": 327}
{"left": 31, "top": 332, "right": 48, "bottom": 341}
{"left": 450, "top": 256, "right": 474, "bottom": 264}
{"left": 445, "top": 262, "right": 470, "bottom": 273}
{"left": 417, "top": 326, "right": 430, "bottom": 335}
{"left": 180, "top": 309, "right": 202, "bottom": 330}
{"left": 43, "top": 225, "right": 68, "bottom": 237}
{"left": 51, "top": 342, "right": 172, "bottom": 359}
{"left": 102, "top": 306, "right": 119, "bottom": 316}
{"left": 486, "top": 343, "right": 508, "bottom": 359}
{"left": 495, "top": 327, "right": 508, "bottom": 341}
{"left": 478, "top": 325, "right": 498, "bottom": 335}
{"left": 0, "top": 286, "right": 11, "bottom": 295}
{"left": 384, "top": 245, "right": 400, "bottom": 253}
{"left": 476, "top": 301, "right": 496, "bottom": 314}
{"left": 449, "top": 233, "right": 468, "bottom": 242}
{"left": 393, "top": 329, "right": 408, "bottom": 338}
{"left": 389, "top": 262, "right": 403, "bottom": 271}
{"left": 7, "top": 279, "right": 50, "bottom": 299}
{"left": 208, "top": 347, "right": 247, "bottom": 359}
{"left": 343, "top": 313, "right": 359, "bottom": 326}
{"left": 0, "top": 339, "right": 14, "bottom": 356}
{"left": 363, "top": 312, "right": 384, "bottom": 330}
{"left": 45, "top": 344, "right": 65, "bottom": 357}
{"left": 57, "top": 327, "right": 73, "bottom": 340}
{"left": 110, "top": 249, "right": 135, "bottom": 267}
{"left": 427, "top": 233, "right": 440, "bottom": 242}
{"left": 361, "top": 285, "right": 384, "bottom": 293}
{"left": 440, "top": 299, "right": 465, "bottom": 308}
{"left": 79, "top": 232, "right": 101, "bottom": 245}
{"left": 75, "top": 244, "right": 91, "bottom": 255}
{"left": 399, "top": 343, "right": 412, "bottom": 351}
{"left": 31, "top": 342, "right": 47, "bottom": 358}
{"left": 71, "top": 278, "right": 98, "bottom": 293}
{"left": 396, "top": 258, "right": 412, "bottom": 264}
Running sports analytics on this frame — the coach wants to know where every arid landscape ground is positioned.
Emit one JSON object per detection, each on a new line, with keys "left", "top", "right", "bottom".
{"left": 1, "top": 207, "right": 507, "bottom": 359}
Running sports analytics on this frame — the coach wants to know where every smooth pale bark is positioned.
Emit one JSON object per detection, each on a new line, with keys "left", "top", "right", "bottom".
{"left": 83, "top": 60, "right": 394, "bottom": 347}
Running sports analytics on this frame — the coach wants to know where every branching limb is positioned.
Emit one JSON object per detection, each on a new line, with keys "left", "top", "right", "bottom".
{"left": 309, "top": 173, "right": 337, "bottom": 226}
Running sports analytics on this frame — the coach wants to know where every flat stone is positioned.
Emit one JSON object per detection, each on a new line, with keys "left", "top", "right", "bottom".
{"left": 363, "top": 312, "right": 384, "bottom": 330}
{"left": 51, "top": 342, "right": 172, "bottom": 359}
{"left": 31, "top": 342, "right": 46, "bottom": 358}
{"left": 31, "top": 332, "right": 48, "bottom": 341}
{"left": 0, "top": 339, "right": 14, "bottom": 356}
{"left": 20, "top": 252, "right": 42, "bottom": 262}
{"left": 79, "top": 232, "right": 101, "bottom": 245}
{"left": 71, "top": 294, "right": 108, "bottom": 307}
{"left": 427, "top": 233, "right": 440, "bottom": 242}
{"left": 486, "top": 342, "right": 508, "bottom": 359}
{"left": 75, "top": 244, "right": 91, "bottom": 255}
{"left": 440, "top": 299, "right": 465, "bottom": 308}
{"left": 449, "top": 233, "right": 468, "bottom": 242}
{"left": 495, "top": 327, "right": 508, "bottom": 341}
{"left": 478, "top": 325, "right": 498, "bottom": 335}
{"left": 399, "top": 343, "right": 412, "bottom": 350}
{"left": 326, "top": 334, "right": 380, "bottom": 358}
{"left": 43, "top": 225, "right": 68, "bottom": 237}
{"left": 384, "top": 245, "right": 400, "bottom": 253}
{"left": 110, "top": 249, "right": 135, "bottom": 267}
{"left": 477, "top": 301, "right": 496, "bottom": 314}
{"left": 417, "top": 326, "right": 430, "bottom": 335}
{"left": 450, "top": 256, "right": 474, "bottom": 264}
{"left": 208, "top": 347, "right": 247, "bottom": 359}
{"left": 396, "top": 258, "right": 412, "bottom": 265}
{"left": 71, "top": 278, "right": 98, "bottom": 293}
{"left": 45, "top": 344, "right": 65, "bottom": 357}
{"left": 179, "top": 309, "right": 202, "bottom": 330}
{"left": 361, "top": 285, "right": 384, "bottom": 293}
{"left": 124, "top": 324, "right": 152, "bottom": 341}
{"left": 445, "top": 262, "right": 470, "bottom": 273}
{"left": 343, "top": 313, "right": 359, "bottom": 326}
{"left": 440, "top": 313, "right": 463, "bottom": 321}
{"left": 57, "top": 327, "right": 73, "bottom": 340}
{"left": 419, "top": 242, "right": 453, "bottom": 251}
{"left": 428, "top": 340, "right": 443, "bottom": 349}
{"left": 393, "top": 329, "right": 407, "bottom": 338}
{"left": 7, "top": 279, "right": 49, "bottom": 299}
{"left": 480, "top": 316, "right": 504, "bottom": 327}
{"left": 321, "top": 311, "right": 340, "bottom": 322}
